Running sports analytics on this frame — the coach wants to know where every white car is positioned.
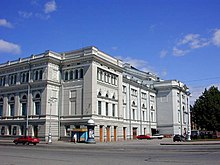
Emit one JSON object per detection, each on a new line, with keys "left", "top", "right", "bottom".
{"left": 151, "top": 134, "right": 164, "bottom": 139}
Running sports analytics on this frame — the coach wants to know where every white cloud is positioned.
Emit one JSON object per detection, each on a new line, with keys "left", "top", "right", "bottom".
{"left": 173, "top": 47, "right": 189, "bottom": 56}
{"left": 0, "top": 39, "right": 21, "bottom": 54}
{"left": 212, "top": 29, "right": 220, "bottom": 47}
{"left": 18, "top": 11, "right": 33, "bottom": 19}
{"left": 44, "top": 0, "right": 57, "bottom": 14}
{"left": 160, "top": 49, "right": 168, "bottom": 58}
{"left": 178, "top": 34, "right": 209, "bottom": 49}
{"left": 123, "top": 57, "right": 148, "bottom": 68}
{"left": 172, "top": 33, "right": 210, "bottom": 56}
{"left": 0, "top": 19, "right": 13, "bottom": 28}
{"left": 116, "top": 56, "right": 155, "bottom": 73}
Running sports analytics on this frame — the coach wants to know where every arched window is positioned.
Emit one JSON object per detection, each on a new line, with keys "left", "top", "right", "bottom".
{"left": 21, "top": 94, "right": 27, "bottom": 116}
{"left": 22, "top": 95, "right": 27, "bottom": 100}
{"left": 112, "top": 95, "right": 115, "bottom": 100}
{"left": 106, "top": 93, "right": 109, "bottom": 98}
{"left": 142, "top": 104, "right": 145, "bottom": 108}
{"left": 132, "top": 101, "right": 135, "bottom": 106}
{"left": 98, "top": 91, "right": 102, "bottom": 96}
{"left": 33, "top": 93, "right": 41, "bottom": 115}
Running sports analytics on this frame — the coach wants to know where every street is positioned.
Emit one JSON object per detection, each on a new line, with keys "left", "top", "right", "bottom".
{"left": 0, "top": 139, "right": 219, "bottom": 165}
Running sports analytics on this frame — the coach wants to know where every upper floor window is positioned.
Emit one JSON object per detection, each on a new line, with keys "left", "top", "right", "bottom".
{"left": 33, "top": 93, "right": 41, "bottom": 115}
{"left": 75, "top": 70, "right": 78, "bottom": 79}
{"left": 9, "top": 74, "right": 17, "bottom": 85}
{"left": 70, "top": 70, "right": 73, "bottom": 80}
{"left": 123, "top": 86, "right": 126, "bottom": 93}
{"left": 0, "top": 103, "right": 3, "bottom": 117}
{"left": 0, "top": 76, "right": 6, "bottom": 86}
{"left": 79, "top": 69, "right": 83, "bottom": 79}
{"left": 34, "top": 69, "right": 43, "bottom": 81}
{"left": 64, "top": 71, "right": 69, "bottom": 81}
{"left": 64, "top": 68, "right": 84, "bottom": 81}
{"left": 20, "top": 72, "right": 29, "bottom": 83}
{"left": 98, "top": 101, "right": 102, "bottom": 115}
{"left": 112, "top": 104, "right": 115, "bottom": 117}
{"left": 97, "top": 68, "right": 118, "bottom": 86}
{"left": 8, "top": 96, "right": 15, "bottom": 116}
{"left": 131, "top": 89, "right": 137, "bottom": 96}
{"left": 20, "top": 95, "right": 27, "bottom": 116}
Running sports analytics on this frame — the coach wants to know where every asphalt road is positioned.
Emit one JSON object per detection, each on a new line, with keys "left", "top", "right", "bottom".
{"left": 0, "top": 139, "right": 219, "bottom": 165}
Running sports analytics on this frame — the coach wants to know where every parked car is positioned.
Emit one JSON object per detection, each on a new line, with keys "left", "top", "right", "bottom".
{"left": 13, "top": 136, "right": 40, "bottom": 145}
{"left": 173, "top": 135, "right": 185, "bottom": 142}
{"left": 152, "top": 134, "right": 164, "bottom": 139}
{"left": 136, "top": 135, "right": 152, "bottom": 140}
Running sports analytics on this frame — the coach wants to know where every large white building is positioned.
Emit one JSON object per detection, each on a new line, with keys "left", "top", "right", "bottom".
{"left": 0, "top": 46, "right": 191, "bottom": 142}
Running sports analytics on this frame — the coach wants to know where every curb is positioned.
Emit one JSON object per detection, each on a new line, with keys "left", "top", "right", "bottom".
{"left": 160, "top": 142, "right": 220, "bottom": 145}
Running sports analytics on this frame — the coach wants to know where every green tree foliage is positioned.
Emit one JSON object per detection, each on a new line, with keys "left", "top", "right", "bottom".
{"left": 191, "top": 86, "right": 220, "bottom": 131}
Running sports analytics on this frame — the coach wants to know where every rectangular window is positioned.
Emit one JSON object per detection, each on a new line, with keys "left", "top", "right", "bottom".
{"left": 151, "top": 111, "right": 154, "bottom": 122}
{"left": 112, "top": 104, "right": 115, "bottom": 117}
{"left": 35, "top": 102, "right": 41, "bottom": 115}
{"left": 178, "top": 110, "right": 180, "bottom": 123}
{"left": 142, "top": 111, "right": 145, "bottom": 121}
{"left": 98, "top": 101, "right": 102, "bottom": 115}
{"left": 21, "top": 103, "right": 27, "bottom": 116}
{"left": 132, "top": 109, "right": 135, "bottom": 120}
{"left": 106, "top": 102, "right": 108, "bottom": 116}
{"left": 0, "top": 105, "right": 3, "bottom": 117}
{"left": 65, "top": 125, "right": 70, "bottom": 136}
{"left": 10, "top": 104, "right": 15, "bottom": 116}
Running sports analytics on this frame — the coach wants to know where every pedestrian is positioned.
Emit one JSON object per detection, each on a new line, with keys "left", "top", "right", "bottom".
{"left": 73, "top": 133, "right": 77, "bottom": 143}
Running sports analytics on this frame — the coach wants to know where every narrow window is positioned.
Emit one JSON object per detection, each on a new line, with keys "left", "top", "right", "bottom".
{"left": 98, "top": 101, "right": 102, "bottom": 115}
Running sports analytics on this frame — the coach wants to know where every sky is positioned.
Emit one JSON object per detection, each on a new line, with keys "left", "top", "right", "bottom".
{"left": 0, "top": 0, "right": 220, "bottom": 104}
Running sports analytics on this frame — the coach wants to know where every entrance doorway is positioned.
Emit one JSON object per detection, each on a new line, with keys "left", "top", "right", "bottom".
{"left": 133, "top": 128, "right": 137, "bottom": 139}
{"left": 106, "top": 126, "right": 110, "bottom": 142}
{"left": 123, "top": 127, "right": 126, "bottom": 140}
{"left": 99, "top": 126, "right": 103, "bottom": 142}
{"left": 114, "top": 126, "right": 117, "bottom": 141}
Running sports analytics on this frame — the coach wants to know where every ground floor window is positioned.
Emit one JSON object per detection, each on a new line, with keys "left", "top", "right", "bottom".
{"left": 1, "top": 127, "right": 5, "bottom": 135}
{"left": 65, "top": 125, "right": 70, "bottom": 136}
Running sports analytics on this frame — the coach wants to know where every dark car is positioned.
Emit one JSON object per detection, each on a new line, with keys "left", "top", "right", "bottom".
{"left": 173, "top": 135, "right": 185, "bottom": 142}
{"left": 136, "top": 135, "right": 152, "bottom": 140}
{"left": 13, "top": 136, "right": 40, "bottom": 145}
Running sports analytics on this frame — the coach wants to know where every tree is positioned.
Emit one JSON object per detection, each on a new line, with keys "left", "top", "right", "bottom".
{"left": 191, "top": 86, "right": 220, "bottom": 131}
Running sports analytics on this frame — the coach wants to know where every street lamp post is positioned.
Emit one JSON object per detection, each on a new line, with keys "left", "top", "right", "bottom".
{"left": 48, "top": 97, "right": 57, "bottom": 143}
{"left": 26, "top": 61, "right": 31, "bottom": 137}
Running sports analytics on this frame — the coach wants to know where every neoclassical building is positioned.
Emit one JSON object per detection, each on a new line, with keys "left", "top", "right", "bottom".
{"left": 0, "top": 46, "right": 191, "bottom": 142}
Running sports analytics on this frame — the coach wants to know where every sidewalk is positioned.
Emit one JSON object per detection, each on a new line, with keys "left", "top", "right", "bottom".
{"left": 160, "top": 140, "right": 220, "bottom": 145}
{"left": 1, "top": 138, "right": 220, "bottom": 146}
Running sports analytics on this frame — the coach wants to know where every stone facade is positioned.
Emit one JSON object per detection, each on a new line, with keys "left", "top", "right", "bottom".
{"left": 0, "top": 46, "right": 190, "bottom": 142}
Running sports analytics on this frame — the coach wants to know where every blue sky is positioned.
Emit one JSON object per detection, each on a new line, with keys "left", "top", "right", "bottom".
{"left": 0, "top": 0, "right": 220, "bottom": 104}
